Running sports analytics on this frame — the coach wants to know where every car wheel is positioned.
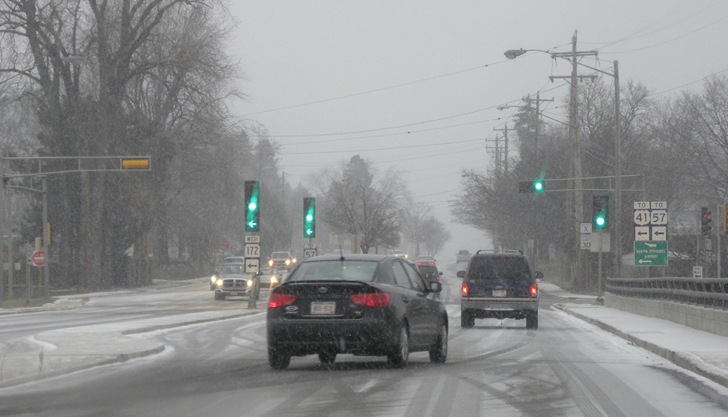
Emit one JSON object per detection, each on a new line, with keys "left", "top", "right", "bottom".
{"left": 214, "top": 292, "right": 225, "bottom": 301}
{"left": 268, "top": 347, "right": 290, "bottom": 370}
{"left": 429, "top": 323, "right": 448, "bottom": 364}
{"left": 460, "top": 310, "right": 475, "bottom": 328}
{"left": 318, "top": 350, "right": 337, "bottom": 367}
{"left": 526, "top": 312, "right": 538, "bottom": 329}
{"left": 388, "top": 326, "right": 409, "bottom": 368}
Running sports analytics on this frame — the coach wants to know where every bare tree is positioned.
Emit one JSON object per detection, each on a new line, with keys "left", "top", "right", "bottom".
{"left": 322, "top": 155, "right": 402, "bottom": 253}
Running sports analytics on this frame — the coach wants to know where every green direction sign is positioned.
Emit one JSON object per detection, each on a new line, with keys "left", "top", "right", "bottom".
{"left": 634, "top": 241, "right": 668, "bottom": 266}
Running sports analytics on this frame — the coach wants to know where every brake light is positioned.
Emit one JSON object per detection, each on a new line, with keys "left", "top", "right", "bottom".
{"left": 351, "top": 292, "right": 391, "bottom": 307}
{"left": 461, "top": 283, "right": 469, "bottom": 296}
{"left": 268, "top": 293, "right": 296, "bottom": 308}
{"left": 530, "top": 283, "right": 538, "bottom": 297}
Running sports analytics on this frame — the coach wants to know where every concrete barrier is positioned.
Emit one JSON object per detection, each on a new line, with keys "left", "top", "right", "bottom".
{"left": 605, "top": 293, "right": 728, "bottom": 337}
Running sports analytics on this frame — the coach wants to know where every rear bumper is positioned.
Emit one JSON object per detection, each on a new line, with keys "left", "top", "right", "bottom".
{"left": 462, "top": 297, "right": 538, "bottom": 317}
{"left": 267, "top": 316, "right": 400, "bottom": 356}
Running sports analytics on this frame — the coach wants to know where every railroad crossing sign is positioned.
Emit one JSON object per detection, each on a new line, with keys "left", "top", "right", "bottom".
{"left": 32, "top": 250, "right": 45, "bottom": 267}
{"left": 634, "top": 241, "right": 668, "bottom": 266}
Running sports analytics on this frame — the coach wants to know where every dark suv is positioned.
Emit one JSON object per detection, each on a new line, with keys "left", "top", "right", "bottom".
{"left": 457, "top": 250, "right": 542, "bottom": 329}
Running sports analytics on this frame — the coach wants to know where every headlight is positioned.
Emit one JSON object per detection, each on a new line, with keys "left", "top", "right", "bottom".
{"left": 268, "top": 260, "right": 274, "bottom": 267}
{"left": 285, "top": 259, "right": 291, "bottom": 266}
{"left": 247, "top": 279, "right": 254, "bottom": 288}
{"left": 271, "top": 276, "right": 279, "bottom": 285}
{"left": 216, "top": 279, "right": 223, "bottom": 287}
{"left": 291, "top": 258, "right": 297, "bottom": 264}
{"left": 210, "top": 275, "right": 218, "bottom": 283}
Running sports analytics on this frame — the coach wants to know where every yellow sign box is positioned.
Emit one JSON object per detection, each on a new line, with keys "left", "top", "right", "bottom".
{"left": 121, "top": 158, "right": 151, "bottom": 170}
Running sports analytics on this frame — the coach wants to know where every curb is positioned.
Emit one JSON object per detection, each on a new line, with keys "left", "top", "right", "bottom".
{"left": 555, "top": 304, "right": 728, "bottom": 389}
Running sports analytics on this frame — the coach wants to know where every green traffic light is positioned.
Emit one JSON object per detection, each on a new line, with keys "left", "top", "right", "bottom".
{"left": 595, "top": 216, "right": 606, "bottom": 228}
{"left": 534, "top": 181, "right": 543, "bottom": 192}
{"left": 303, "top": 197, "right": 316, "bottom": 238}
{"left": 245, "top": 181, "right": 260, "bottom": 232}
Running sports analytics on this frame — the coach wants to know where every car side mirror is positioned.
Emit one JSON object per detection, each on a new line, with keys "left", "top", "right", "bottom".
{"left": 438, "top": 271, "right": 443, "bottom": 275}
{"left": 535, "top": 271, "right": 544, "bottom": 279}
{"left": 456, "top": 270, "right": 465, "bottom": 278}
{"left": 429, "top": 281, "right": 442, "bottom": 293}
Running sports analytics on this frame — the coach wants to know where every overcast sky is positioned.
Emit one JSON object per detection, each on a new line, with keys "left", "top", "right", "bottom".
{"left": 225, "top": 1, "right": 728, "bottom": 260}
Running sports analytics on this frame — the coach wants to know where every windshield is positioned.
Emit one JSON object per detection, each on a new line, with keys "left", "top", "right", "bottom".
{"left": 287, "top": 260, "right": 378, "bottom": 282}
{"left": 220, "top": 264, "right": 245, "bottom": 275}
{"left": 3, "top": 2, "right": 726, "bottom": 416}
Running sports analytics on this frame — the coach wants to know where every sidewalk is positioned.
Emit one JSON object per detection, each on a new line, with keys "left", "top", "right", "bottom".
{"left": 544, "top": 282, "right": 728, "bottom": 389}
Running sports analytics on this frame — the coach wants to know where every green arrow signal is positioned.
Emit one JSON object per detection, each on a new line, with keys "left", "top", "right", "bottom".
{"left": 305, "top": 228, "right": 313, "bottom": 236}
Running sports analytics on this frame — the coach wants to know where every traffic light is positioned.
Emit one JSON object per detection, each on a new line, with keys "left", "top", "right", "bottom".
{"left": 244, "top": 181, "right": 260, "bottom": 232}
{"left": 592, "top": 195, "right": 609, "bottom": 230}
{"left": 518, "top": 178, "right": 545, "bottom": 193}
{"left": 303, "top": 197, "right": 316, "bottom": 238}
{"left": 701, "top": 207, "right": 712, "bottom": 237}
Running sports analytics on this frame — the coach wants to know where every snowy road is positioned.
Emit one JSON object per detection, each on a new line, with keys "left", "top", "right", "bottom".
{"left": 2, "top": 277, "right": 728, "bottom": 416}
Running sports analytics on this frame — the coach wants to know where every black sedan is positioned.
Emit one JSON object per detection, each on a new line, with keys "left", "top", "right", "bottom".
{"left": 266, "top": 254, "right": 448, "bottom": 369}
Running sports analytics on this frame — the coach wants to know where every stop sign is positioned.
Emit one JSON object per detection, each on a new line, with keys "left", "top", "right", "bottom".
{"left": 32, "top": 250, "right": 45, "bottom": 267}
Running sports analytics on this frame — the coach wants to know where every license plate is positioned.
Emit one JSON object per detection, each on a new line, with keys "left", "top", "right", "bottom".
{"left": 492, "top": 289, "right": 507, "bottom": 297}
{"left": 310, "top": 301, "right": 336, "bottom": 315}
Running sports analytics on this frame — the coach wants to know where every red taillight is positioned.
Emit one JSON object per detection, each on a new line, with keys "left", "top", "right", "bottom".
{"left": 268, "top": 293, "right": 296, "bottom": 308}
{"left": 461, "top": 283, "right": 469, "bottom": 296}
{"left": 530, "top": 283, "right": 538, "bottom": 297}
{"left": 351, "top": 292, "right": 391, "bottom": 308}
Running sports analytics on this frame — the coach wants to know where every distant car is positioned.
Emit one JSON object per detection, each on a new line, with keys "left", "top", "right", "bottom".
{"left": 223, "top": 256, "right": 245, "bottom": 264}
{"left": 214, "top": 262, "right": 254, "bottom": 300}
{"left": 259, "top": 268, "right": 284, "bottom": 288}
{"left": 268, "top": 251, "right": 297, "bottom": 271}
{"left": 416, "top": 262, "right": 442, "bottom": 284}
{"left": 267, "top": 254, "right": 447, "bottom": 370}
{"left": 388, "top": 249, "right": 408, "bottom": 259}
{"left": 458, "top": 250, "right": 542, "bottom": 329}
{"left": 415, "top": 255, "right": 436, "bottom": 264}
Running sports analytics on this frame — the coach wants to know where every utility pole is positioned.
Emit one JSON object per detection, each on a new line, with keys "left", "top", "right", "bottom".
{"left": 613, "top": 60, "right": 622, "bottom": 278}
{"left": 485, "top": 136, "right": 502, "bottom": 174}
{"left": 549, "top": 30, "right": 597, "bottom": 287}
{"left": 523, "top": 94, "right": 554, "bottom": 161}
{"left": 493, "top": 124, "right": 510, "bottom": 173}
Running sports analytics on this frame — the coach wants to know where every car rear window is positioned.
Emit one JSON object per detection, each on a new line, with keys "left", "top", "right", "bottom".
{"left": 287, "top": 260, "right": 378, "bottom": 282}
{"left": 468, "top": 256, "right": 532, "bottom": 284}
{"left": 418, "top": 265, "right": 438, "bottom": 277}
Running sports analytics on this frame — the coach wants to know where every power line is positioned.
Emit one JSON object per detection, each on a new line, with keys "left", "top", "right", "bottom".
{"left": 240, "top": 61, "right": 511, "bottom": 117}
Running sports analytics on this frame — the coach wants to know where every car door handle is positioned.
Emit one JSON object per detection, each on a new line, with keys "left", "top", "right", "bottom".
{"left": 402, "top": 296, "right": 409, "bottom": 303}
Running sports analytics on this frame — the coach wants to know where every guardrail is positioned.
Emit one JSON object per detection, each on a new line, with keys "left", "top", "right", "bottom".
{"left": 606, "top": 277, "right": 728, "bottom": 309}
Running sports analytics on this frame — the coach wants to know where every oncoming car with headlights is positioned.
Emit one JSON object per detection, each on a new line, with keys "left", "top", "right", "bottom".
{"left": 214, "top": 263, "right": 254, "bottom": 301}
{"left": 266, "top": 254, "right": 448, "bottom": 370}
{"left": 268, "top": 251, "right": 297, "bottom": 271}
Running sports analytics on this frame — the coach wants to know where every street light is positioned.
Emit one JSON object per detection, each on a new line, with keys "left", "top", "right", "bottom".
{"left": 505, "top": 44, "right": 623, "bottom": 280}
